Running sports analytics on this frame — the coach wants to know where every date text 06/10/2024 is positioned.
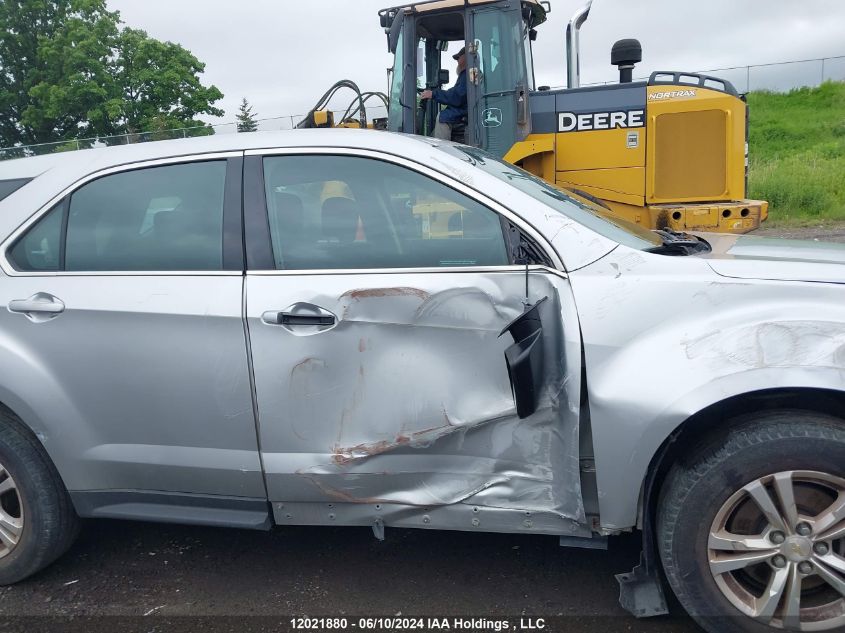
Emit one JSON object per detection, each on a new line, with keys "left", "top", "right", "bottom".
{"left": 290, "top": 617, "right": 548, "bottom": 631}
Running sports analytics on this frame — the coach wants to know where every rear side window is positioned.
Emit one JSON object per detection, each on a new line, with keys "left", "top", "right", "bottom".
{"left": 8, "top": 203, "right": 63, "bottom": 271}
{"left": 0, "top": 178, "right": 32, "bottom": 203}
{"left": 66, "top": 162, "right": 226, "bottom": 271}
{"left": 7, "top": 162, "right": 228, "bottom": 273}
{"left": 263, "top": 155, "right": 509, "bottom": 270}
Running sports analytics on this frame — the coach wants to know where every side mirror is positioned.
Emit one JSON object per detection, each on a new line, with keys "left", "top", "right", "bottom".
{"left": 499, "top": 297, "right": 549, "bottom": 419}
{"left": 438, "top": 69, "right": 450, "bottom": 86}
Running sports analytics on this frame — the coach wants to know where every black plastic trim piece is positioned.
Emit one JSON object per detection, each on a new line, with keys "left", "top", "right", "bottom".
{"left": 70, "top": 490, "right": 272, "bottom": 530}
{"left": 277, "top": 313, "right": 336, "bottom": 327}
{"left": 0, "top": 178, "right": 32, "bottom": 203}
{"left": 615, "top": 438, "right": 671, "bottom": 618}
{"left": 223, "top": 156, "right": 245, "bottom": 271}
{"left": 58, "top": 196, "right": 70, "bottom": 271}
{"left": 499, "top": 296, "right": 549, "bottom": 419}
{"left": 502, "top": 219, "right": 553, "bottom": 267}
{"left": 243, "top": 155, "right": 275, "bottom": 271}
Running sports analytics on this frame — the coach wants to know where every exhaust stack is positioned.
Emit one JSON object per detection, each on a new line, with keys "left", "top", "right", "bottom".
{"left": 566, "top": 1, "right": 592, "bottom": 89}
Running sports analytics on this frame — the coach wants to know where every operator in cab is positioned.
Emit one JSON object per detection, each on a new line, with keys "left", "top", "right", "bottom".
{"left": 420, "top": 47, "right": 467, "bottom": 141}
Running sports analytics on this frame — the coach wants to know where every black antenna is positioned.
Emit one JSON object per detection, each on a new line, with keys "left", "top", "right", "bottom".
{"left": 515, "top": 238, "right": 531, "bottom": 309}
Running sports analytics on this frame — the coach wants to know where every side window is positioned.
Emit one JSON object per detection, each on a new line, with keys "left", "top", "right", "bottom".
{"left": 262, "top": 155, "right": 509, "bottom": 270}
{"left": 8, "top": 203, "right": 63, "bottom": 271}
{"left": 65, "top": 161, "right": 227, "bottom": 271}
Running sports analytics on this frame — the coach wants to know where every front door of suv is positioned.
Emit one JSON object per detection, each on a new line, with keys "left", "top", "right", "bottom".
{"left": 244, "top": 149, "right": 586, "bottom": 534}
{"left": 0, "top": 155, "right": 268, "bottom": 526}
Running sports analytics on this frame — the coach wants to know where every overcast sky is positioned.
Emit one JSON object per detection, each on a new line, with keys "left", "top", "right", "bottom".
{"left": 107, "top": 0, "right": 845, "bottom": 129}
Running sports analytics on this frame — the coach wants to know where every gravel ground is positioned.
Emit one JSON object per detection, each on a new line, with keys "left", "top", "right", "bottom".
{"left": 754, "top": 220, "right": 845, "bottom": 243}
{"left": 2, "top": 222, "right": 841, "bottom": 633}
{"left": 0, "top": 520, "right": 699, "bottom": 632}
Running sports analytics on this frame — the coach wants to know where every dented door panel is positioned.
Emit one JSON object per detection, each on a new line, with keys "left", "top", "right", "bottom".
{"left": 246, "top": 269, "right": 586, "bottom": 533}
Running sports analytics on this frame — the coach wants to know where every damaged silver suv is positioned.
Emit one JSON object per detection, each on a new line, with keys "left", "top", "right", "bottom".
{"left": 0, "top": 130, "right": 842, "bottom": 632}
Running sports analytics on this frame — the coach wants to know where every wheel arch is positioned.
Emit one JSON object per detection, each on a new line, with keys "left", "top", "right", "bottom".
{"left": 646, "top": 387, "right": 845, "bottom": 514}
{"left": 637, "top": 386, "right": 845, "bottom": 543}
{"left": 0, "top": 397, "right": 72, "bottom": 494}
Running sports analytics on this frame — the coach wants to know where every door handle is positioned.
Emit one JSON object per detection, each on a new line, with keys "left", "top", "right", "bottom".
{"left": 8, "top": 293, "right": 65, "bottom": 316}
{"left": 261, "top": 302, "right": 338, "bottom": 335}
{"left": 274, "top": 312, "right": 336, "bottom": 327}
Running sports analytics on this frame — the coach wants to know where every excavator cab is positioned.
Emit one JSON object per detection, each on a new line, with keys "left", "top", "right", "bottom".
{"left": 381, "top": 0, "right": 547, "bottom": 156}
{"left": 377, "top": 0, "right": 768, "bottom": 234}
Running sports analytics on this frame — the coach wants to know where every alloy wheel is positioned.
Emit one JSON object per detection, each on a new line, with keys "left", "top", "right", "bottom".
{"left": 0, "top": 464, "right": 23, "bottom": 558}
{"left": 708, "top": 470, "right": 845, "bottom": 631}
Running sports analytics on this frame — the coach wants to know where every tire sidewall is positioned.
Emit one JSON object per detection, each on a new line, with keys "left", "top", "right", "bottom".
{"left": 662, "top": 418, "right": 845, "bottom": 633}
{"left": 0, "top": 432, "right": 53, "bottom": 584}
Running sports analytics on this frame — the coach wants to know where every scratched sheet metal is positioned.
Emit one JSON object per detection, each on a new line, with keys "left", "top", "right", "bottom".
{"left": 247, "top": 271, "right": 586, "bottom": 525}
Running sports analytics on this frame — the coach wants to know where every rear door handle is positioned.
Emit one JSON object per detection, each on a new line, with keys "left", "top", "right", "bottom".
{"left": 8, "top": 293, "right": 65, "bottom": 322}
{"left": 9, "top": 294, "right": 65, "bottom": 314}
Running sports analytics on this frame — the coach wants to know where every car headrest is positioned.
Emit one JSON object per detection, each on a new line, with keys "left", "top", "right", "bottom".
{"left": 321, "top": 197, "right": 360, "bottom": 243}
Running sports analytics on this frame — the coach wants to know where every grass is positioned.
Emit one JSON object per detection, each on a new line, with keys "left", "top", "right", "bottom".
{"left": 747, "top": 81, "right": 845, "bottom": 225}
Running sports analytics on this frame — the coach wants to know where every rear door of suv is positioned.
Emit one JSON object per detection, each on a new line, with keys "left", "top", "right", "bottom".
{"left": 0, "top": 154, "right": 268, "bottom": 526}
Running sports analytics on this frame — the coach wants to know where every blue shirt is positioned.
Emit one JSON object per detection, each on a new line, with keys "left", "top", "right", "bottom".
{"left": 432, "top": 70, "right": 468, "bottom": 124}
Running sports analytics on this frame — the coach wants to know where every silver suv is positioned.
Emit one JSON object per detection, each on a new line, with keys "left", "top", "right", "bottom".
{"left": 0, "top": 130, "right": 843, "bottom": 633}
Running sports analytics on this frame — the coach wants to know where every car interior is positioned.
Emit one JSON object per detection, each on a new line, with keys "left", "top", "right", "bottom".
{"left": 263, "top": 155, "right": 509, "bottom": 270}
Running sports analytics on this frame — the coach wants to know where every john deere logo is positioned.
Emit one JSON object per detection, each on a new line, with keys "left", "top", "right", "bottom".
{"left": 558, "top": 110, "right": 645, "bottom": 133}
{"left": 482, "top": 108, "right": 503, "bottom": 127}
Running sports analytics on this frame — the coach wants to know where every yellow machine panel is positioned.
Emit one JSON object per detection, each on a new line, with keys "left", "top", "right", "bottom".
{"left": 652, "top": 109, "right": 727, "bottom": 199}
{"left": 645, "top": 85, "right": 747, "bottom": 205}
{"left": 555, "top": 128, "right": 644, "bottom": 172}
{"left": 556, "top": 168, "right": 645, "bottom": 207}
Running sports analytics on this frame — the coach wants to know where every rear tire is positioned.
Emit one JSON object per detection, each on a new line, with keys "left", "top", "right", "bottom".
{"left": 657, "top": 410, "right": 845, "bottom": 633}
{"left": 0, "top": 412, "right": 79, "bottom": 584}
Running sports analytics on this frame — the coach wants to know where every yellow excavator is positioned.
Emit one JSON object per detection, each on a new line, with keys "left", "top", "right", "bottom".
{"left": 298, "top": 0, "right": 767, "bottom": 234}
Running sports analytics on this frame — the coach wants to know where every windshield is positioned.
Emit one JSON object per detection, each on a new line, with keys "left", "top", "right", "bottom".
{"left": 436, "top": 145, "right": 663, "bottom": 249}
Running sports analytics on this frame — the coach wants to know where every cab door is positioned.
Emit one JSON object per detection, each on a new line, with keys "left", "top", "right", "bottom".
{"left": 243, "top": 148, "right": 585, "bottom": 534}
{"left": 467, "top": 4, "right": 532, "bottom": 155}
{"left": 387, "top": 9, "right": 418, "bottom": 134}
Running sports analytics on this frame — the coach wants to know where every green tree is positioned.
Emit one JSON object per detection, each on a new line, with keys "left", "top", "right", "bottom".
{"left": 236, "top": 98, "right": 258, "bottom": 133}
{"left": 97, "top": 28, "right": 224, "bottom": 138}
{"left": 0, "top": 1, "right": 224, "bottom": 147}
{"left": 0, "top": 0, "right": 117, "bottom": 146}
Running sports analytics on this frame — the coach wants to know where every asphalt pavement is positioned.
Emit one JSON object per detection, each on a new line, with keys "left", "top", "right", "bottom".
{"left": 0, "top": 519, "right": 702, "bottom": 632}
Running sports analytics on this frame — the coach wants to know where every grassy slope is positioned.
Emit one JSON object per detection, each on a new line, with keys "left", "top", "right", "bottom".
{"left": 748, "top": 81, "right": 845, "bottom": 226}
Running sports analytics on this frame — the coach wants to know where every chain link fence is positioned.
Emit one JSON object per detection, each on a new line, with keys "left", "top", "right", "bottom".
{"left": 578, "top": 55, "right": 845, "bottom": 93}
{"left": 1, "top": 55, "right": 842, "bottom": 162}
{"left": 0, "top": 105, "right": 390, "bottom": 162}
